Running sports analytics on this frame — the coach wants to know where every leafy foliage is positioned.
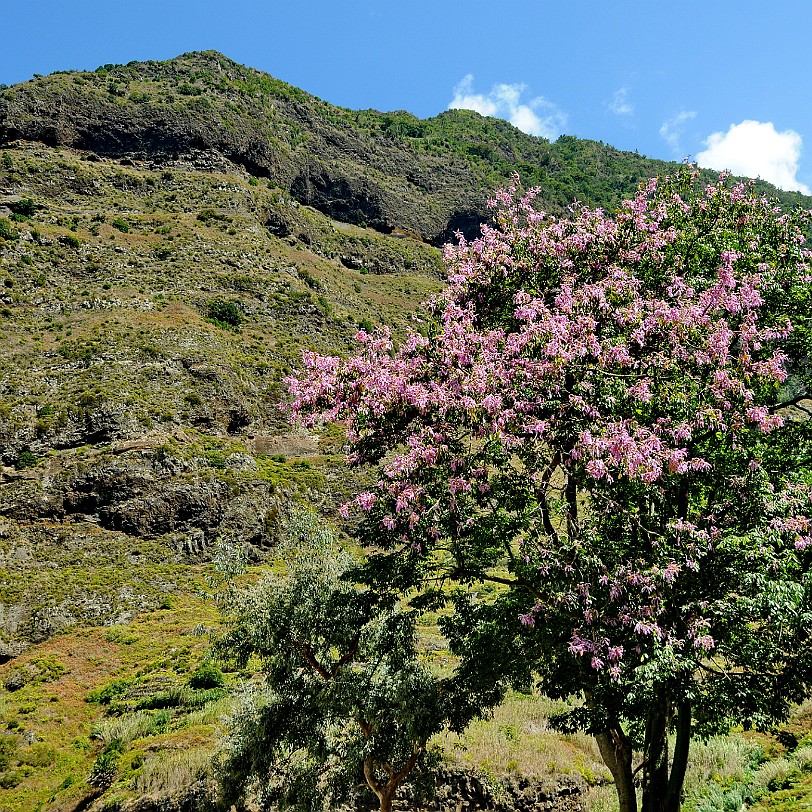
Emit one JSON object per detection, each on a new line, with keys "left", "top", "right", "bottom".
{"left": 206, "top": 299, "right": 243, "bottom": 329}
{"left": 214, "top": 509, "right": 476, "bottom": 812}
{"left": 288, "top": 168, "right": 812, "bottom": 812}
{"left": 188, "top": 661, "right": 225, "bottom": 689}
{"left": 0, "top": 217, "right": 17, "bottom": 241}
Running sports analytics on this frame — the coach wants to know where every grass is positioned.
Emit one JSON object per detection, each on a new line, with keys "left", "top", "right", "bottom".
{"left": 436, "top": 691, "right": 610, "bottom": 786}
{"left": 0, "top": 592, "right": 222, "bottom": 811}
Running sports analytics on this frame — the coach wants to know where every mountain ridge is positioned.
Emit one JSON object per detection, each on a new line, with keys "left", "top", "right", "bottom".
{"left": 4, "top": 50, "right": 808, "bottom": 247}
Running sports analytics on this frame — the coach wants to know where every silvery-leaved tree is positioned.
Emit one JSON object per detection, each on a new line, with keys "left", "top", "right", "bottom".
{"left": 288, "top": 168, "right": 812, "bottom": 812}
{"left": 215, "top": 509, "right": 467, "bottom": 812}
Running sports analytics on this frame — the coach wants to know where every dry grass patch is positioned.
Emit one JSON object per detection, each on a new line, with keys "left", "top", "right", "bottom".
{"left": 436, "top": 691, "right": 609, "bottom": 785}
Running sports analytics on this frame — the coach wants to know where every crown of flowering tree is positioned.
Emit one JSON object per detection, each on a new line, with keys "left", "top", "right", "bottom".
{"left": 287, "top": 168, "right": 812, "bottom": 698}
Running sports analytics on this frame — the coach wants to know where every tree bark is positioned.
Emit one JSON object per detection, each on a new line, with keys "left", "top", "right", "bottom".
{"left": 378, "top": 790, "right": 394, "bottom": 812}
{"left": 641, "top": 698, "right": 670, "bottom": 812}
{"left": 362, "top": 743, "right": 421, "bottom": 812}
{"left": 595, "top": 725, "right": 637, "bottom": 812}
{"left": 664, "top": 702, "right": 691, "bottom": 812}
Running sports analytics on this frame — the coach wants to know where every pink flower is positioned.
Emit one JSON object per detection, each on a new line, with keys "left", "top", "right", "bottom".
{"left": 357, "top": 492, "right": 377, "bottom": 511}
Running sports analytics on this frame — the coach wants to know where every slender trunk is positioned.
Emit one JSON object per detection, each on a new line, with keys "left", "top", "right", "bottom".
{"left": 595, "top": 726, "right": 637, "bottom": 812}
{"left": 364, "top": 756, "right": 386, "bottom": 811}
{"left": 641, "top": 698, "right": 670, "bottom": 812}
{"left": 362, "top": 744, "right": 421, "bottom": 812}
{"left": 664, "top": 703, "right": 691, "bottom": 812}
{"left": 378, "top": 790, "right": 393, "bottom": 812}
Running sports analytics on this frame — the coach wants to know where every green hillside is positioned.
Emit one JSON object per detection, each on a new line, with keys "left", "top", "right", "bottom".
{"left": 0, "top": 52, "right": 810, "bottom": 812}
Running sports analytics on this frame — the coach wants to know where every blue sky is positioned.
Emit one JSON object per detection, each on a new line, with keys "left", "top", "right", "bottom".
{"left": 2, "top": 1, "right": 811, "bottom": 193}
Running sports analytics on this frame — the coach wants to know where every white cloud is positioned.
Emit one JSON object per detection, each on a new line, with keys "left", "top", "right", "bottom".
{"left": 609, "top": 87, "right": 633, "bottom": 117}
{"left": 659, "top": 110, "right": 697, "bottom": 157}
{"left": 696, "top": 120, "right": 810, "bottom": 194}
{"left": 449, "top": 75, "right": 567, "bottom": 140}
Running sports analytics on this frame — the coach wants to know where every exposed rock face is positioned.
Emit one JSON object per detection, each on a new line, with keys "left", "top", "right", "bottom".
{"left": 0, "top": 52, "right": 490, "bottom": 245}
{"left": 1, "top": 447, "right": 280, "bottom": 548}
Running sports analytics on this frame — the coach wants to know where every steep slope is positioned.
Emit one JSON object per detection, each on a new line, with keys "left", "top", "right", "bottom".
{"left": 0, "top": 52, "right": 811, "bottom": 812}
{"left": 4, "top": 51, "right": 808, "bottom": 247}
{"left": 0, "top": 139, "right": 443, "bottom": 652}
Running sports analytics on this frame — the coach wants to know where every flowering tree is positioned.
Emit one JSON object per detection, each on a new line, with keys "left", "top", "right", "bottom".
{"left": 287, "top": 168, "right": 812, "bottom": 812}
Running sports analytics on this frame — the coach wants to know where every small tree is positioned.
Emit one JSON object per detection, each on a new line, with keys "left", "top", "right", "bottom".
{"left": 288, "top": 169, "right": 812, "bottom": 812}
{"left": 215, "top": 510, "right": 462, "bottom": 812}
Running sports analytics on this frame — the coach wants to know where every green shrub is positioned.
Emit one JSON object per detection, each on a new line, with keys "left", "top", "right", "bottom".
{"left": 59, "top": 233, "right": 81, "bottom": 248}
{"left": 317, "top": 294, "right": 332, "bottom": 317}
{"left": 206, "top": 299, "right": 243, "bottom": 328}
{"left": 8, "top": 198, "right": 36, "bottom": 217}
{"left": 0, "top": 770, "right": 23, "bottom": 789}
{"left": 15, "top": 450, "right": 38, "bottom": 470}
{"left": 0, "top": 218, "right": 18, "bottom": 241}
{"left": 197, "top": 208, "right": 227, "bottom": 223}
{"left": 89, "top": 747, "right": 121, "bottom": 788}
{"left": 149, "top": 710, "right": 171, "bottom": 735}
{"left": 19, "top": 742, "right": 55, "bottom": 768}
{"left": 111, "top": 217, "right": 130, "bottom": 233}
{"left": 87, "top": 678, "right": 131, "bottom": 705}
{"left": 188, "top": 661, "right": 225, "bottom": 690}
{"left": 0, "top": 735, "right": 18, "bottom": 770}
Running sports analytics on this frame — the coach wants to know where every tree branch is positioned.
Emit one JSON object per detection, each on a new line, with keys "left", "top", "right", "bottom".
{"left": 770, "top": 393, "right": 812, "bottom": 413}
{"left": 296, "top": 641, "right": 331, "bottom": 680}
{"left": 331, "top": 632, "right": 362, "bottom": 677}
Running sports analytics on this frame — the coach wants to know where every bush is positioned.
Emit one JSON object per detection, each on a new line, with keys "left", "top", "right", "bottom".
{"left": 0, "top": 770, "right": 23, "bottom": 789}
{"left": 8, "top": 198, "right": 36, "bottom": 217}
{"left": 59, "top": 233, "right": 81, "bottom": 248}
{"left": 19, "top": 742, "right": 55, "bottom": 768}
{"left": 0, "top": 735, "right": 18, "bottom": 770}
{"left": 188, "top": 661, "right": 225, "bottom": 689}
{"left": 111, "top": 217, "right": 130, "bottom": 233}
{"left": 87, "top": 678, "right": 131, "bottom": 705}
{"left": 206, "top": 299, "right": 243, "bottom": 328}
{"left": 88, "top": 747, "right": 120, "bottom": 788}
{"left": 197, "top": 208, "right": 227, "bottom": 223}
{"left": 0, "top": 218, "right": 18, "bottom": 241}
{"left": 15, "top": 451, "right": 38, "bottom": 470}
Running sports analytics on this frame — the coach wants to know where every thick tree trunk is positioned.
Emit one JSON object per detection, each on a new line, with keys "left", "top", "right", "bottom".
{"left": 595, "top": 726, "right": 637, "bottom": 812}
{"left": 638, "top": 698, "right": 692, "bottom": 812}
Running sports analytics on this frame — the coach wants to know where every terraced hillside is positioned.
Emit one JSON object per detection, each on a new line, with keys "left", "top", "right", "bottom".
{"left": 0, "top": 52, "right": 811, "bottom": 812}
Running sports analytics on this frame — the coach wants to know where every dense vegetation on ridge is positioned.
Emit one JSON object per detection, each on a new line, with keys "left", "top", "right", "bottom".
{"left": 0, "top": 51, "right": 811, "bottom": 812}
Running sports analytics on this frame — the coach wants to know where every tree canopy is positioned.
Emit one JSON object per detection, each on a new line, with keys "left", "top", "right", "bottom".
{"left": 288, "top": 168, "right": 812, "bottom": 812}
